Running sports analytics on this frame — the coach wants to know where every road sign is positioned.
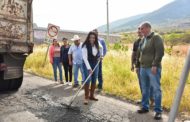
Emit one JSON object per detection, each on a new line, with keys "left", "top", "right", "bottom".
{"left": 43, "top": 24, "right": 60, "bottom": 66}
{"left": 44, "top": 24, "right": 60, "bottom": 43}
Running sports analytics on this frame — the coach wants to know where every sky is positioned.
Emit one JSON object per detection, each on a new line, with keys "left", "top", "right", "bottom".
{"left": 33, "top": 0, "right": 174, "bottom": 32}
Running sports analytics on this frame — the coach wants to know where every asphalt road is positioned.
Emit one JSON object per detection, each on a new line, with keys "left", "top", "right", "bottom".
{"left": 0, "top": 73, "right": 177, "bottom": 122}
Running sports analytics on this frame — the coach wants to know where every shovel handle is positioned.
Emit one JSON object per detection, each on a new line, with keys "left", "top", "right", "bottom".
{"left": 68, "top": 60, "right": 101, "bottom": 106}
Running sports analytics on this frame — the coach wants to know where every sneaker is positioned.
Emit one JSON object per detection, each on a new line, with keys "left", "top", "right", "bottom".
{"left": 97, "top": 88, "right": 102, "bottom": 93}
{"left": 60, "top": 81, "right": 64, "bottom": 84}
{"left": 73, "top": 84, "right": 79, "bottom": 88}
{"left": 154, "top": 113, "right": 162, "bottom": 120}
{"left": 137, "top": 108, "right": 149, "bottom": 114}
{"left": 68, "top": 82, "right": 72, "bottom": 86}
{"left": 136, "top": 100, "right": 141, "bottom": 104}
{"left": 65, "top": 82, "right": 69, "bottom": 85}
{"left": 97, "top": 84, "right": 102, "bottom": 90}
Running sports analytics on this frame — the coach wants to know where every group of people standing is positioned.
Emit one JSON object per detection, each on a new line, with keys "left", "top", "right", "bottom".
{"left": 48, "top": 21, "right": 164, "bottom": 119}
{"left": 131, "top": 22, "right": 164, "bottom": 120}
{"left": 49, "top": 29, "right": 107, "bottom": 105}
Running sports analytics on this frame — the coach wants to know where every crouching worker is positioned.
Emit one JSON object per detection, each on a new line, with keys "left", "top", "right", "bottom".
{"left": 82, "top": 31, "right": 103, "bottom": 105}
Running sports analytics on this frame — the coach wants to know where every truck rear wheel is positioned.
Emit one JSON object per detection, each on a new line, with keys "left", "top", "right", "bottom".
{"left": 8, "top": 77, "right": 23, "bottom": 91}
{"left": 0, "top": 77, "right": 23, "bottom": 91}
{"left": 0, "top": 72, "right": 23, "bottom": 91}
{"left": 0, "top": 53, "right": 25, "bottom": 91}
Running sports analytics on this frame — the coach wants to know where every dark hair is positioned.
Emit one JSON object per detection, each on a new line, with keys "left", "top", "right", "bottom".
{"left": 53, "top": 39, "right": 57, "bottom": 42}
{"left": 82, "top": 31, "right": 99, "bottom": 50}
{"left": 52, "top": 39, "right": 57, "bottom": 45}
{"left": 62, "top": 37, "right": 68, "bottom": 41}
{"left": 93, "top": 29, "right": 98, "bottom": 33}
{"left": 93, "top": 29, "right": 98, "bottom": 36}
{"left": 57, "top": 43, "right": 60, "bottom": 47}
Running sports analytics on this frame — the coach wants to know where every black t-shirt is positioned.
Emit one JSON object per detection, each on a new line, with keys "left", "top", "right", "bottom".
{"left": 60, "top": 45, "right": 70, "bottom": 63}
{"left": 133, "top": 38, "right": 141, "bottom": 52}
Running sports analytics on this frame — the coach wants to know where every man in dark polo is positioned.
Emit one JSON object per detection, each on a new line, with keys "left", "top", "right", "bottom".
{"left": 131, "top": 27, "right": 143, "bottom": 93}
{"left": 136, "top": 22, "right": 164, "bottom": 120}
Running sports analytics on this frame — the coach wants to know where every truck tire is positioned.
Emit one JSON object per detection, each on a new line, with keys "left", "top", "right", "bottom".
{"left": 9, "top": 77, "right": 23, "bottom": 91}
{"left": 0, "top": 78, "right": 10, "bottom": 92}
{"left": 0, "top": 73, "right": 23, "bottom": 91}
{"left": 0, "top": 54, "right": 25, "bottom": 91}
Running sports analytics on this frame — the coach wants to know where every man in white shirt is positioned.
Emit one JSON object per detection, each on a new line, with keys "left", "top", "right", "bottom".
{"left": 68, "top": 35, "right": 85, "bottom": 88}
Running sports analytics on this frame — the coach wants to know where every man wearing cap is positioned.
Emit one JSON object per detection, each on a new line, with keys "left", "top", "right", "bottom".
{"left": 136, "top": 22, "right": 164, "bottom": 120}
{"left": 68, "top": 35, "right": 85, "bottom": 88}
{"left": 93, "top": 29, "right": 107, "bottom": 91}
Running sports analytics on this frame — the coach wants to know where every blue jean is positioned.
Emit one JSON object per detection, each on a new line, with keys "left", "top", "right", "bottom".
{"left": 140, "top": 68, "right": 162, "bottom": 113}
{"left": 137, "top": 70, "right": 142, "bottom": 93}
{"left": 73, "top": 63, "right": 85, "bottom": 85}
{"left": 98, "top": 61, "right": 103, "bottom": 89}
{"left": 52, "top": 57, "right": 63, "bottom": 81}
{"left": 137, "top": 69, "right": 154, "bottom": 99}
{"left": 83, "top": 61, "right": 99, "bottom": 85}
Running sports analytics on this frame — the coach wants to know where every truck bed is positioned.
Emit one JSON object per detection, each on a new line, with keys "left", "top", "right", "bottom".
{"left": 0, "top": 0, "right": 33, "bottom": 53}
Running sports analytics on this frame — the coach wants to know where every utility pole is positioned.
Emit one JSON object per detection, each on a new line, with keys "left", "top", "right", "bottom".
{"left": 106, "top": 0, "right": 110, "bottom": 42}
{"left": 168, "top": 49, "right": 190, "bottom": 122}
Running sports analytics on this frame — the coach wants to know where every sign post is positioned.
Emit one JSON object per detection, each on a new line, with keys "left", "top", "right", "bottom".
{"left": 168, "top": 49, "right": 190, "bottom": 122}
{"left": 42, "top": 24, "right": 60, "bottom": 67}
{"left": 106, "top": 0, "right": 110, "bottom": 42}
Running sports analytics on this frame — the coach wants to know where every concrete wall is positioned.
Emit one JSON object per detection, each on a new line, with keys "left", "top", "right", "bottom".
{"left": 33, "top": 27, "right": 121, "bottom": 44}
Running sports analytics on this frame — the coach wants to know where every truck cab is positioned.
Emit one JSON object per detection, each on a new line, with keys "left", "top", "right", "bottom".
{"left": 0, "top": 0, "right": 33, "bottom": 91}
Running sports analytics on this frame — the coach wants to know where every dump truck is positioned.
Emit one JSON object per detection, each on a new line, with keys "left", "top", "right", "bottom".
{"left": 0, "top": 0, "right": 33, "bottom": 91}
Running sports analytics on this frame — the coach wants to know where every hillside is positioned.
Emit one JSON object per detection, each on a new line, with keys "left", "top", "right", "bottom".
{"left": 98, "top": 0, "right": 190, "bottom": 33}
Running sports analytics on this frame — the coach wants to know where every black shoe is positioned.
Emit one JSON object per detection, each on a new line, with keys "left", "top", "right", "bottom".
{"left": 136, "top": 100, "right": 141, "bottom": 104}
{"left": 73, "top": 84, "right": 79, "bottom": 88}
{"left": 97, "top": 84, "right": 102, "bottom": 89}
{"left": 137, "top": 108, "right": 149, "bottom": 114}
{"left": 154, "top": 113, "right": 162, "bottom": 120}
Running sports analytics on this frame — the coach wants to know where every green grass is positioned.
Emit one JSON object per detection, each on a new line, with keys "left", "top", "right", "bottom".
{"left": 25, "top": 45, "right": 190, "bottom": 113}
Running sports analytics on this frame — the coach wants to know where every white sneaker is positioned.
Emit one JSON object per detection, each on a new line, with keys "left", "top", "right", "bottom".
{"left": 65, "top": 82, "right": 69, "bottom": 85}
{"left": 68, "top": 82, "right": 72, "bottom": 86}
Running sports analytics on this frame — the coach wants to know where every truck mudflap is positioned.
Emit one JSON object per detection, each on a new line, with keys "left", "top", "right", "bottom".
{"left": 3, "top": 53, "right": 26, "bottom": 80}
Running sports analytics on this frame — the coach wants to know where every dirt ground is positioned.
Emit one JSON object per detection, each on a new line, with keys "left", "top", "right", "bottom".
{"left": 0, "top": 73, "right": 180, "bottom": 122}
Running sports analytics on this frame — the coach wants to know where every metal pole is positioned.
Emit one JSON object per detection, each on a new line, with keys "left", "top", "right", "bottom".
{"left": 106, "top": 0, "right": 109, "bottom": 42}
{"left": 42, "top": 43, "right": 50, "bottom": 67}
{"left": 168, "top": 49, "right": 190, "bottom": 122}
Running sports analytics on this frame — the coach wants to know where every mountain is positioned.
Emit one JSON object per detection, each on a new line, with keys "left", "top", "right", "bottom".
{"left": 98, "top": 13, "right": 147, "bottom": 32}
{"left": 98, "top": 0, "right": 190, "bottom": 33}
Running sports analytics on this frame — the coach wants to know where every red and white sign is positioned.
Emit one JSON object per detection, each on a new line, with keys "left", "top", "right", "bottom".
{"left": 46, "top": 24, "right": 60, "bottom": 40}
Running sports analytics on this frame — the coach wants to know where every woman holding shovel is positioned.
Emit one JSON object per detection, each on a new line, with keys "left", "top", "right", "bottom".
{"left": 82, "top": 31, "right": 103, "bottom": 105}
